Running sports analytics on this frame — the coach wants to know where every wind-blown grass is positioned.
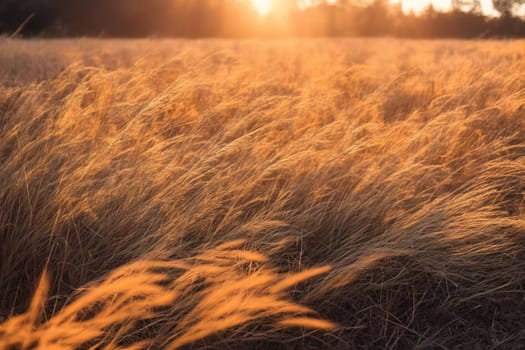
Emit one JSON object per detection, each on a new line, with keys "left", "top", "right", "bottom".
{"left": 0, "top": 240, "right": 334, "bottom": 350}
{"left": 1, "top": 38, "right": 525, "bottom": 349}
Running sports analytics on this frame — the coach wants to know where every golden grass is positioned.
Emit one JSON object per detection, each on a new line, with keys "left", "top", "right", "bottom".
{"left": 1, "top": 240, "right": 334, "bottom": 349}
{"left": 1, "top": 38, "right": 525, "bottom": 349}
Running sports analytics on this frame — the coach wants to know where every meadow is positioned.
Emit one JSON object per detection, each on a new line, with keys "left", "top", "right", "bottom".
{"left": 1, "top": 38, "right": 525, "bottom": 349}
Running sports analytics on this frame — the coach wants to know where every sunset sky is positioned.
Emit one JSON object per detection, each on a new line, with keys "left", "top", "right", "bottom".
{"left": 252, "top": 0, "right": 501, "bottom": 15}
{"left": 390, "top": 0, "right": 497, "bottom": 14}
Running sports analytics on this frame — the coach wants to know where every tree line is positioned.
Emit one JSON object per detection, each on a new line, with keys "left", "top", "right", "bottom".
{"left": 1, "top": 0, "right": 525, "bottom": 38}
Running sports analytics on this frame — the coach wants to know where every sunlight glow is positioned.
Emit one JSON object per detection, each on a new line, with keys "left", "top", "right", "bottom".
{"left": 391, "top": 0, "right": 499, "bottom": 15}
{"left": 392, "top": 0, "right": 451, "bottom": 13}
{"left": 251, "top": 0, "right": 504, "bottom": 17}
{"left": 251, "top": 0, "right": 272, "bottom": 15}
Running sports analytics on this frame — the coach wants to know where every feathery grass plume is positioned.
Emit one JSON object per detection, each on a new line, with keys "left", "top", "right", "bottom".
{"left": 0, "top": 241, "right": 334, "bottom": 350}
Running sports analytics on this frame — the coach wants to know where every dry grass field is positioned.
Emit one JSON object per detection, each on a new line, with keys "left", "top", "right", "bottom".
{"left": 1, "top": 38, "right": 525, "bottom": 349}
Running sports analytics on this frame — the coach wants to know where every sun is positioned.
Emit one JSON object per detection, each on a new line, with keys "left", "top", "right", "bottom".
{"left": 251, "top": 0, "right": 272, "bottom": 15}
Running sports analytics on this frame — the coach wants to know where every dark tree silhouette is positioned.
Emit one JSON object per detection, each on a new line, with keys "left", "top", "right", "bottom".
{"left": 493, "top": 0, "right": 525, "bottom": 16}
{"left": 2, "top": 0, "right": 525, "bottom": 38}
{"left": 452, "top": 0, "right": 482, "bottom": 14}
